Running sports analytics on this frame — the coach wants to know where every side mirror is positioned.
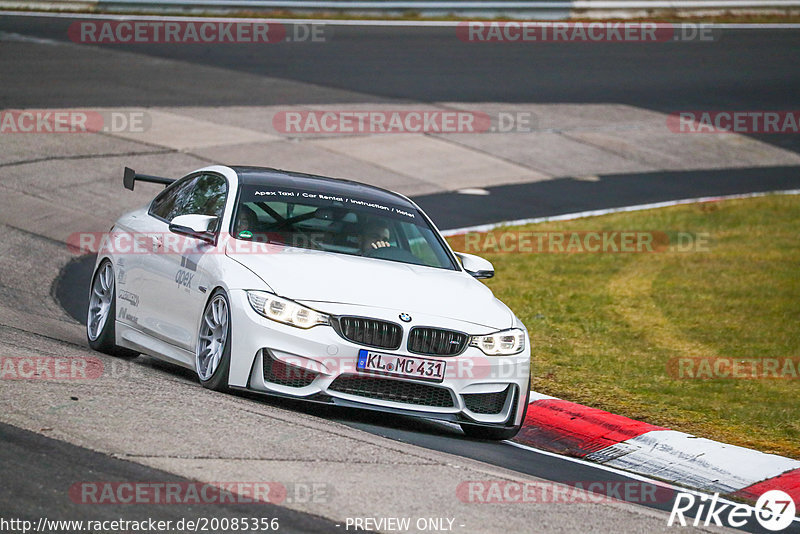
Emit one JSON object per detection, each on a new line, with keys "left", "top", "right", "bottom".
{"left": 169, "top": 214, "right": 218, "bottom": 243}
{"left": 455, "top": 252, "right": 495, "bottom": 279}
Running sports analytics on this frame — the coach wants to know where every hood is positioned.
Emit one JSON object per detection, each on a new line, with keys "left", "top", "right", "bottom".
{"left": 227, "top": 245, "right": 513, "bottom": 330}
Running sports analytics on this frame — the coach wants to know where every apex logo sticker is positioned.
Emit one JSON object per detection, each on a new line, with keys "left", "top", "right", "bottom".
{"left": 175, "top": 269, "right": 194, "bottom": 288}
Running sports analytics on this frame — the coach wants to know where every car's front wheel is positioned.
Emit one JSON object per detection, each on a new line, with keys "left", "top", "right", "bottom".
{"left": 86, "top": 260, "right": 138, "bottom": 358}
{"left": 195, "top": 289, "right": 232, "bottom": 392}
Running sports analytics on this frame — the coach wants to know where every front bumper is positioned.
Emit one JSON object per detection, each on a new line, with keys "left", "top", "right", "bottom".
{"left": 227, "top": 290, "right": 531, "bottom": 428}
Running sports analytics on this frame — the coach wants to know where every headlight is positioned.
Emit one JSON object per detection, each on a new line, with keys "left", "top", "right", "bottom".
{"left": 247, "top": 291, "right": 329, "bottom": 329}
{"left": 470, "top": 328, "right": 526, "bottom": 355}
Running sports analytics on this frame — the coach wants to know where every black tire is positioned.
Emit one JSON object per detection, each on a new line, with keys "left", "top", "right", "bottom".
{"left": 460, "top": 381, "right": 531, "bottom": 440}
{"left": 86, "top": 260, "right": 139, "bottom": 358}
{"left": 195, "top": 289, "right": 232, "bottom": 392}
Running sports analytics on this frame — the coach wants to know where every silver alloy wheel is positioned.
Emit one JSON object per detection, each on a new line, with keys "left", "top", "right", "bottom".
{"left": 87, "top": 262, "right": 114, "bottom": 341}
{"left": 196, "top": 295, "right": 229, "bottom": 381}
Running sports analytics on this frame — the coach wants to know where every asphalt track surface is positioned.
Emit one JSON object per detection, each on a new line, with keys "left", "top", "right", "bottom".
{"left": 416, "top": 165, "right": 800, "bottom": 230}
{"left": 0, "top": 422, "right": 361, "bottom": 533}
{"left": 41, "top": 259, "right": 800, "bottom": 533}
{"left": 0, "top": 17, "right": 798, "bottom": 111}
{"left": 2, "top": 15, "right": 800, "bottom": 155}
{"left": 2, "top": 11, "right": 800, "bottom": 534}
{"left": 49, "top": 178, "right": 800, "bottom": 534}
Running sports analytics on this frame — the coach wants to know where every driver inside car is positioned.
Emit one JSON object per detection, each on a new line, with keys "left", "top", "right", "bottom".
{"left": 361, "top": 223, "right": 391, "bottom": 254}
{"left": 234, "top": 204, "right": 259, "bottom": 236}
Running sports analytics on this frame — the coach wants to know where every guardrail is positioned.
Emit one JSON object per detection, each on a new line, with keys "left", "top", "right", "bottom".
{"left": 93, "top": 0, "right": 800, "bottom": 7}
{"left": 4, "top": 0, "right": 799, "bottom": 16}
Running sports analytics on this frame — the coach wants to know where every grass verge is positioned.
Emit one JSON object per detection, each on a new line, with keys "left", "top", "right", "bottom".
{"left": 450, "top": 194, "right": 800, "bottom": 458}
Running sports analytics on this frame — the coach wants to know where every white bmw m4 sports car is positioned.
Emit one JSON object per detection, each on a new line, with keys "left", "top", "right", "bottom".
{"left": 87, "top": 165, "right": 531, "bottom": 439}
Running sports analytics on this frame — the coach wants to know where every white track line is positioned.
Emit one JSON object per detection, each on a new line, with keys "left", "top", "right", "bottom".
{"left": 504, "top": 440, "right": 800, "bottom": 527}
{"left": 523, "top": 396, "right": 800, "bottom": 495}
{"left": 440, "top": 188, "right": 800, "bottom": 235}
{"left": 0, "top": 30, "right": 62, "bottom": 44}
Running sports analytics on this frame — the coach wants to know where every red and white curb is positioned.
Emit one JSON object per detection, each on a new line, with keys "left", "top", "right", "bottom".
{"left": 516, "top": 392, "right": 800, "bottom": 504}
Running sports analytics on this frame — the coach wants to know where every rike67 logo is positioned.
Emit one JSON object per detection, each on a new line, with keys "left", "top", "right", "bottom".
{"left": 668, "top": 490, "right": 796, "bottom": 531}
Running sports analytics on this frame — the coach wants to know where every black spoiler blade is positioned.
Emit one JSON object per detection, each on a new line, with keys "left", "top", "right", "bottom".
{"left": 123, "top": 167, "right": 175, "bottom": 191}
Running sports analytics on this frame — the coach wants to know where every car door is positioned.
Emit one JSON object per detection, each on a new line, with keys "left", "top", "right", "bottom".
{"left": 111, "top": 206, "right": 164, "bottom": 334}
{"left": 138, "top": 173, "right": 228, "bottom": 351}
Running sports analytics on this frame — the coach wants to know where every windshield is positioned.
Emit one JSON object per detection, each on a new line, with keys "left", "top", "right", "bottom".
{"left": 231, "top": 184, "right": 457, "bottom": 270}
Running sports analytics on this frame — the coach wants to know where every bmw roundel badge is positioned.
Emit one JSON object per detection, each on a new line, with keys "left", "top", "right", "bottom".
{"left": 399, "top": 313, "right": 412, "bottom": 322}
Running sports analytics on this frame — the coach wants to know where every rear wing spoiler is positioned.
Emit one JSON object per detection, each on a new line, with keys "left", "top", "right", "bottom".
{"left": 123, "top": 167, "right": 175, "bottom": 191}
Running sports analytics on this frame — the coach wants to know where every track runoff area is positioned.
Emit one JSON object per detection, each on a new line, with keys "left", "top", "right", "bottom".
{"left": 2, "top": 10, "right": 800, "bottom": 534}
{"left": 431, "top": 191, "right": 800, "bottom": 534}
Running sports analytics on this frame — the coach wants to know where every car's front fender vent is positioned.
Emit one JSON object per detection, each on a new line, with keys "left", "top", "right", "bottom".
{"left": 408, "top": 327, "right": 468, "bottom": 356}
{"left": 463, "top": 386, "right": 512, "bottom": 414}
{"left": 262, "top": 352, "right": 318, "bottom": 388}
{"left": 334, "top": 317, "right": 402, "bottom": 350}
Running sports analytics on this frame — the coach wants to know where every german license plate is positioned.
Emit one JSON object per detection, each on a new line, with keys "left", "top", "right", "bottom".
{"left": 356, "top": 349, "right": 446, "bottom": 383}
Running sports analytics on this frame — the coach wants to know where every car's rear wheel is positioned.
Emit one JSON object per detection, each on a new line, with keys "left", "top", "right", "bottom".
{"left": 460, "top": 381, "right": 530, "bottom": 440}
{"left": 86, "top": 260, "right": 138, "bottom": 358}
{"left": 196, "top": 289, "right": 231, "bottom": 392}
